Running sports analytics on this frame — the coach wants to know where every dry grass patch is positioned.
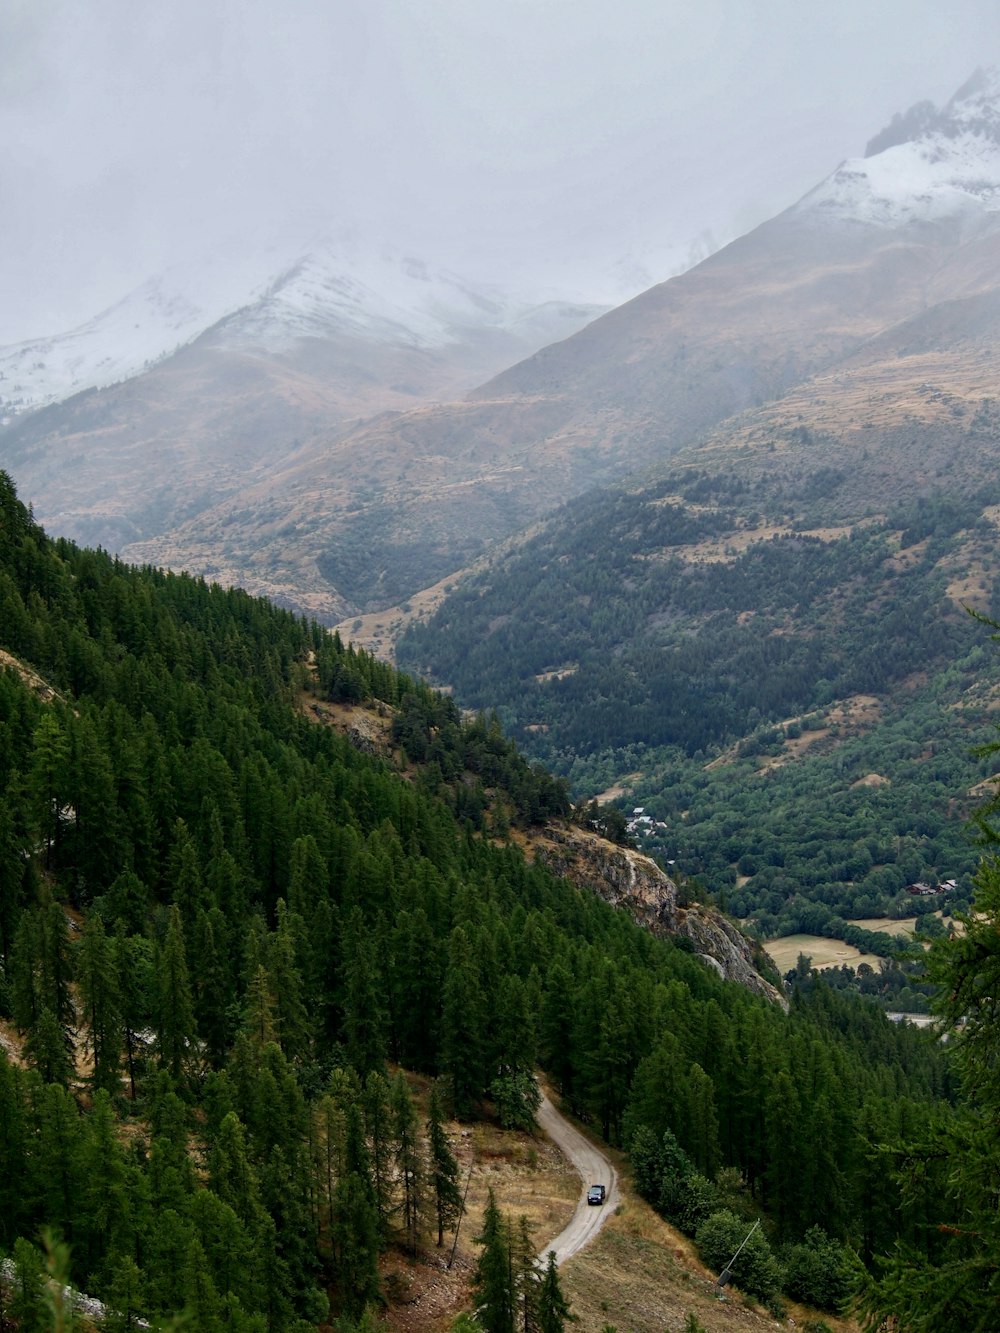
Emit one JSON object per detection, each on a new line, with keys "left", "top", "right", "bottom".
{"left": 333, "top": 570, "right": 469, "bottom": 663}
{"left": 852, "top": 916, "right": 918, "bottom": 938}
{"left": 592, "top": 774, "right": 644, "bottom": 804}
{"left": 764, "top": 934, "right": 883, "bottom": 973}
{"left": 667, "top": 521, "right": 857, "bottom": 568}
{"left": 559, "top": 1190, "right": 861, "bottom": 1333}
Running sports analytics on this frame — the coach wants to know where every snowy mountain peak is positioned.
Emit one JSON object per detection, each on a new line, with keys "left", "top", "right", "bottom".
{"left": 208, "top": 237, "right": 527, "bottom": 352}
{"left": 0, "top": 235, "right": 601, "bottom": 419}
{"left": 797, "top": 67, "right": 1000, "bottom": 230}
{"left": 942, "top": 66, "right": 1000, "bottom": 142}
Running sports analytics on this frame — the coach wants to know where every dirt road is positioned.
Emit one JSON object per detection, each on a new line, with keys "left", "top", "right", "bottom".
{"left": 536, "top": 1088, "right": 619, "bottom": 1264}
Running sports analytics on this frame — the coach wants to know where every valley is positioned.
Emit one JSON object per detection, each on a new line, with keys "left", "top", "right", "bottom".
{"left": 5, "top": 65, "right": 1000, "bottom": 1333}
{"left": 4, "top": 473, "right": 931, "bottom": 1332}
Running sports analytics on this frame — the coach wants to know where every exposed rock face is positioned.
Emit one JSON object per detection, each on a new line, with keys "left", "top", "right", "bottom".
{"left": 299, "top": 697, "right": 396, "bottom": 758}
{"left": 532, "top": 823, "right": 785, "bottom": 1007}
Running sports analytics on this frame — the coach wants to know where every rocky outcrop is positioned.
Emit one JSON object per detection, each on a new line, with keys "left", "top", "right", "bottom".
{"left": 532, "top": 823, "right": 786, "bottom": 1007}
{"left": 300, "top": 697, "right": 396, "bottom": 758}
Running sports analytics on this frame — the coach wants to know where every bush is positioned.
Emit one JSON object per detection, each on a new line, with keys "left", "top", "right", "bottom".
{"left": 677, "top": 1172, "right": 719, "bottom": 1235}
{"left": 783, "top": 1226, "right": 858, "bottom": 1312}
{"left": 695, "top": 1210, "right": 783, "bottom": 1303}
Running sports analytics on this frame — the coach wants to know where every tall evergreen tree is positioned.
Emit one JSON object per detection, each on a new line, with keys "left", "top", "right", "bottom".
{"left": 442, "top": 925, "right": 486, "bottom": 1118}
{"left": 362, "top": 1070, "right": 396, "bottom": 1239}
{"left": 341, "top": 906, "right": 388, "bottom": 1076}
{"left": 76, "top": 913, "right": 122, "bottom": 1093}
{"left": 427, "top": 1084, "right": 463, "bottom": 1246}
{"left": 513, "top": 1216, "right": 541, "bottom": 1333}
{"left": 472, "top": 1189, "right": 515, "bottom": 1333}
{"left": 537, "top": 1251, "right": 574, "bottom": 1333}
{"left": 154, "top": 904, "right": 197, "bottom": 1083}
{"left": 330, "top": 1171, "right": 381, "bottom": 1319}
{"left": 859, "top": 852, "right": 1000, "bottom": 1331}
{"left": 391, "top": 1071, "right": 424, "bottom": 1255}
{"left": 29, "top": 711, "right": 70, "bottom": 869}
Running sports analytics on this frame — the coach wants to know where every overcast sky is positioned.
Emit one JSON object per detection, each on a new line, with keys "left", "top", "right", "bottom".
{"left": 3, "top": 0, "right": 1000, "bottom": 343}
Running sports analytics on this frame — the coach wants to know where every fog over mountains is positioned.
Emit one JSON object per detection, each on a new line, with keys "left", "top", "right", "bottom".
{"left": 0, "top": 237, "right": 607, "bottom": 420}
{"left": 3, "top": 70, "right": 1000, "bottom": 622}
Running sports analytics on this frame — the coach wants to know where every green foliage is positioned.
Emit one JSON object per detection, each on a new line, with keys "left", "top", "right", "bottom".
{"left": 0, "top": 471, "right": 969, "bottom": 1328}
{"left": 471, "top": 1194, "right": 574, "bottom": 1333}
{"left": 427, "top": 1085, "right": 463, "bottom": 1246}
{"left": 490, "top": 1068, "right": 542, "bottom": 1133}
{"left": 695, "top": 1211, "right": 783, "bottom": 1302}
{"left": 857, "top": 853, "right": 1000, "bottom": 1331}
{"left": 397, "top": 476, "right": 1000, "bottom": 931}
{"left": 782, "top": 1226, "right": 858, "bottom": 1312}
{"left": 472, "top": 1190, "right": 515, "bottom": 1333}
{"left": 537, "top": 1250, "right": 575, "bottom": 1333}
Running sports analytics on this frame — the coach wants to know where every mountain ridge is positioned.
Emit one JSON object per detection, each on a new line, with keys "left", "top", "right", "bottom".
{"left": 6, "top": 71, "right": 1000, "bottom": 625}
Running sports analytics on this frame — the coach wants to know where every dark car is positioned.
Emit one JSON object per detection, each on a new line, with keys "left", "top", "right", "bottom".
{"left": 587, "top": 1184, "right": 606, "bottom": 1205}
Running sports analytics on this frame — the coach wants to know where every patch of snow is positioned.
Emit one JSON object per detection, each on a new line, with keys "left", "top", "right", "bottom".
{"left": 799, "top": 131, "right": 1000, "bottom": 228}
{"left": 797, "top": 66, "right": 1000, "bottom": 231}
{"left": 0, "top": 232, "right": 604, "bottom": 419}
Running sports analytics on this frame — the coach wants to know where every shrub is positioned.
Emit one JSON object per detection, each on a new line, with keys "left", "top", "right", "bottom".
{"left": 676, "top": 1172, "right": 719, "bottom": 1234}
{"left": 695, "top": 1210, "right": 783, "bottom": 1303}
{"left": 783, "top": 1226, "right": 858, "bottom": 1312}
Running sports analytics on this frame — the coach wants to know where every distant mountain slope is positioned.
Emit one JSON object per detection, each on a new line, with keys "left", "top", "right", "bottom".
{"left": 0, "top": 238, "right": 604, "bottom": 586}
{"left": 0, "top": 236, "right": 604, "bottom": 419}
{"left": 119, "top": 70, "right": 1000, "bottom": 617}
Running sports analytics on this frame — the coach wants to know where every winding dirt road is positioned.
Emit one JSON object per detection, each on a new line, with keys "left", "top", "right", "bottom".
{"left": 536, "top": 1089, "right": 619, "bottom": 1264}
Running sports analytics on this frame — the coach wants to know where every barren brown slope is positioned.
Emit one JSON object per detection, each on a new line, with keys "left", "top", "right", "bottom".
{"left": 682, "top": 281, "right": 1000, "bottom": 518}
{"left": 123, "top": 209, "right": 1000, "bottom": 620}
{"left": 2, "top": 300, "right": 604, "bottom": 563}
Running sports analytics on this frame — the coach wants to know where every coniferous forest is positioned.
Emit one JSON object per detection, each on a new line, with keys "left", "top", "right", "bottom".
{"left": 0, "top": 468, "right": 991, "bottom": 1330}
{"left": 397, "top": 471, "right": 1000, "bottom": 936}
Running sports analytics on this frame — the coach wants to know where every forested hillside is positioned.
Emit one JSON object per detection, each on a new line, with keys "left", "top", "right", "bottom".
{"left": 398, "top": 469, "right": 1000, "bottom": 934}
{"left": 0, "top": 471, "right": 964, "bottom": 1328}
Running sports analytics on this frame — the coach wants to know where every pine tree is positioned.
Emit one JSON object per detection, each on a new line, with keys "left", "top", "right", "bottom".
{"left": 101, "top": 1255, "right": 147, "bottom": 1333}
{"left": 191, "top": 908, "right": 232, "bottom": 1067}
{"left": 8, "top": 1237, "right": 49, "bottom": 1333}
{"left": 29, "top": 711, "right": 70, "bottom": 869}
{"left": 442, "top": 925, "right": 486, "bottom": 1118}
{"left": 154, "top": 904, "right": 196, "bottom": 1083}
{"left": 330, "top": 1171, "right": 381, "bottom": 1319}
{"left": 0, "top": 1051, "right": 27, "bottom": 1248}
{"left": 114, "top": 925, "right": 150, "bottom": 1100}
{"left": 24, "top": 1004, "right": 75, "bottom": 1087}
{"left": 76, "top": 913, "right": 122, "bottom": 1093}
{"left": 472, "top": 1189, "right": 515, "bottom": 1333}
{"left": 362, "top": 1071, "right": 396, "bottom": 1239}
{"left": 270, "top": 900, "right": 311, "bottom": 1060}
{"left": 342, "top": 906, "right": 387, "bottom": 1075}
{"left": 391, "top": 1071, "right": 424, "bottom": 1255}
{"left": 537, "top": 1251, "right": 574, "bottom": 1333}
{"left": 0, "top": 795, "right": 25, "bottom": 964}
{"left": 513, "top": 1216, "right": 541, "bottom": 1333}
{"left": 858, "top": 851, "right": 1000, "bottom": 1331}
{"left": 427, "top": 1084, "right": 463, "bottom": 1246}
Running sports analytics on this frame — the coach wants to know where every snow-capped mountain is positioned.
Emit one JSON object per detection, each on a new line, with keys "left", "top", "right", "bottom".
{"left": 0, "top": 236, "right": 602, "bottom": 419}
{"left": 797, "top": 66, "right": 1000, "bottom": 230}
{"left": 211, "top": 242, "right": 529, "bottom": 352}
{"left": 9, "top": 68, "right": 1000, "bottom": 626}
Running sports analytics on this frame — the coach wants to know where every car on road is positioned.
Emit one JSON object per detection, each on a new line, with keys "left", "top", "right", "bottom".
{"left": 587, "top": 1184, "right": 606, "bottom": 1205}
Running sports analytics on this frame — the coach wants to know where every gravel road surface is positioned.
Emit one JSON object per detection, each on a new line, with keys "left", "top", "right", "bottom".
{"left": 535, "top": 1088, "right": 619, "bottom": 1264}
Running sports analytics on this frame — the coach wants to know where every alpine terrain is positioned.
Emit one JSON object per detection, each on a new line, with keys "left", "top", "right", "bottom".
{"left": 117, "top": 69, "right": 1000, "bottom": 615}
{"left": 0, "top": 235, "right": 603, "bottom": 615}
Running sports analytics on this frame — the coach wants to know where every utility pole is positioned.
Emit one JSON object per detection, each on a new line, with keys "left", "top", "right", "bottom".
{"left": 715, "top": 1217, "right": 761, "bottom": 1298}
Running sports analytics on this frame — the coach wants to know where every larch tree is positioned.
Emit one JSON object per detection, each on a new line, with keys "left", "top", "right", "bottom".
{"left": 427, "top": 1084, "right": 463, "bottom": 1246}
